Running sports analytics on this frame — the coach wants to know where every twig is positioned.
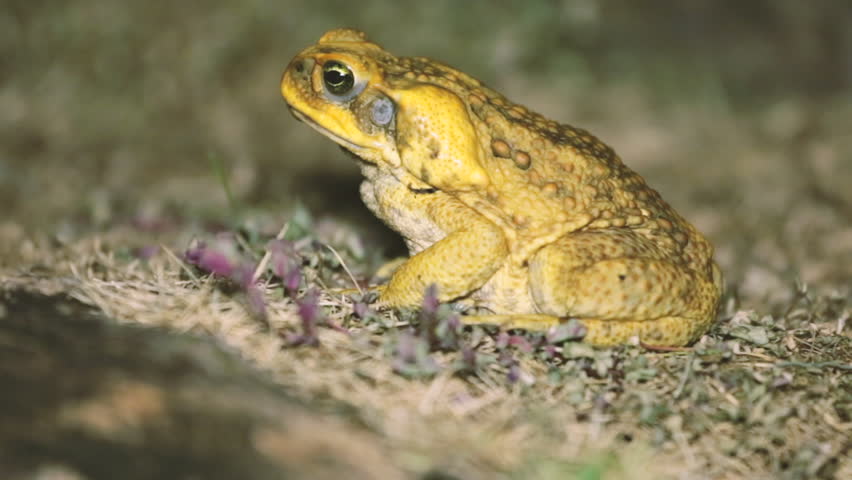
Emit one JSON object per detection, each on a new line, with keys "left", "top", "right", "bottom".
{"left": 325, "top": 244, "right": 364, "bottom": 295}
{"left": 161, "top": 243, "right": 200, "bottom": 284}
{"left": 673, "top": 351, "right": 696, "bottom": 399}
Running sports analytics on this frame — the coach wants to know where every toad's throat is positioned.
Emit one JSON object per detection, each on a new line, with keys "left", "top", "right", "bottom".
{"left": 287, "top": 106, "right": 365, "bottom": 152}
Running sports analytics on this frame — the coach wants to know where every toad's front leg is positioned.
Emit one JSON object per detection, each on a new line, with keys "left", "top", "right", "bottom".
{"left": 377, "top": 201, "right": 508, "bottom": 308}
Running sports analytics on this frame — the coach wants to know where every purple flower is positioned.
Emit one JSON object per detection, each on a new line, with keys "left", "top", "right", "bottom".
{"left": 184, "top": 242, "right": 236, "bottom": 277}
{"left": 237, "top": 264, "right": 267, "bottom": 322}
{"left": 269, "top": 239, "right": 302, "bottom": 297}
{"left": 185, "top": 236, "right": 270, "bottom": 322}
{"left": 285, "top": 288, "right": 321, "bottom": 347}
{"left": 507, "top": 364, "right": 521, "bottom": 384}
{"left": 422, "top": 283, "right": 440, "bottom": 315}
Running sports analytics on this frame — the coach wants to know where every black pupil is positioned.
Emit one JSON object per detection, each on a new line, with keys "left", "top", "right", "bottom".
{"left": 323, "top": 62, "right": 353, "bottom": 94}
{"left": 325, "top": 69, "right": 346, "bottom": 86}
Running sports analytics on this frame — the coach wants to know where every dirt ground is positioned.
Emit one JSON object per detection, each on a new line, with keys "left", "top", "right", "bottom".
{"left": 2, "top": 1, "right": 851, "bottom": 479}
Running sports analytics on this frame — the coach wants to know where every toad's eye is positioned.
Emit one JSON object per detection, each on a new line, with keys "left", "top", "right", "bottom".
{"left": 322, "top": 61, "right": 354, "bottom": 96}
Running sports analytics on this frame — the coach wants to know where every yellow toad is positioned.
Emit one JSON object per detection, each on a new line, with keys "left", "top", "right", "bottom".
{"left": 280, "top": 29, "right": 723, "bottom": 346}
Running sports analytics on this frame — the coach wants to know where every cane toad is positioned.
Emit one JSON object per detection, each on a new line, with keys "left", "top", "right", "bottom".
{"left": 280, "top": 29, "right": 723, "bottom": 346}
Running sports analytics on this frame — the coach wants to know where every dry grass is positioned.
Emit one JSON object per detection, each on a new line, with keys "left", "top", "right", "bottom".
{"left": 2, "top": 187, "right": 850, "bottom": 478}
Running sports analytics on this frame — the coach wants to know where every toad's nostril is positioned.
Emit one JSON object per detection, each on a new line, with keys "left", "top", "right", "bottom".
{"left": 293, "top": 60, "right": 304, "bottom": 73}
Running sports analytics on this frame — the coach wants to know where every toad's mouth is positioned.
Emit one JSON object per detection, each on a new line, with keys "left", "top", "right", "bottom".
{"left": 287, "top": 106, "right": 365, "bottom": 152}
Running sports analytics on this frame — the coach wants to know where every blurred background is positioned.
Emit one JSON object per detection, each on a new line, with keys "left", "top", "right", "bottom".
{"left": 3, "top": 0, "right": 852, "bottom": 300}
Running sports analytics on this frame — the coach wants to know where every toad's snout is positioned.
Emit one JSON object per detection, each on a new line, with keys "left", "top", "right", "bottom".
{"left": 280, "top": 56, "right": 315, "bottom": 105}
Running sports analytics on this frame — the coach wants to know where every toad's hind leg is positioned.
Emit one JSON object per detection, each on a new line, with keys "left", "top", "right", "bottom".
{"left": 524, "top": 231, "right": 722, "bottom": 346}
{"left": 575, "top": 315, "right": 713, "bottom": 346}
